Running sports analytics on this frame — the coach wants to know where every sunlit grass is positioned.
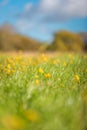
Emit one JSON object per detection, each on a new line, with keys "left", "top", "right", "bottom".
{"left": 0, "top": 52, "right": 87, "bottom": 130}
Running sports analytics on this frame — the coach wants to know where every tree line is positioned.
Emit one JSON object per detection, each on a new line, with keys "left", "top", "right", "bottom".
{"left": 0, "top": 23, "right": 87, "bottom": 52}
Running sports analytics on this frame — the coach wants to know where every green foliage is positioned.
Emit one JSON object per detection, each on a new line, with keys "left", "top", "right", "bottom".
{"left": 47, "top": 31, "right": 84, "bottom": 52}
{"left": 38, "top": 43, "right": 48, "bottom": 52}
{"left": 79, "top": 33, "right": 87, "bottom": 52}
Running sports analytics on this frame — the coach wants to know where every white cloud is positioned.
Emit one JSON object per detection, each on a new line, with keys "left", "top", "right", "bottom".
{"left": 20, "top": 0, "right": 87, "bottom": 22}
{"left": 39, "top": 0, "right": 87, "bottom": 21}
{"left": 15, "top": 19, "right": 34, "bottom": 32}
{"left": 15, "top": 0, "right": 87, "bottom": 37}
{"left": 39, "top": 0, "right": 59, "bottom": 12}
{"left": 24, "top": 3, "right": 33, "bottom": 14}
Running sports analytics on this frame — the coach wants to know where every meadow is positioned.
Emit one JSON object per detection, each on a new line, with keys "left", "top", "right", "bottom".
{"left": 0, "top": 52, "right": 87, "bottom": 130}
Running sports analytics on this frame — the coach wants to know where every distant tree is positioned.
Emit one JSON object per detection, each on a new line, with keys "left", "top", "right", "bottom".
{"left": 47, "top": 30, "right": 84, "bottom": 52}
{"left": 79, "top": 32, "right": 87, "bottom": 52}
{"left": 0, "top": 23, "right": 41, "bottom": 51}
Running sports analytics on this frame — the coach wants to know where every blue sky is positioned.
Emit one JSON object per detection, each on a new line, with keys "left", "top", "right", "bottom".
{"left": 0, "top": 0, "right": 87, "bottom": 41}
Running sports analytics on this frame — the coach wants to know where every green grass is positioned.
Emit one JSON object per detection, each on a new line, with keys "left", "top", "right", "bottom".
{"left": 0, "top": 53, "right": 87, "bottom": 130}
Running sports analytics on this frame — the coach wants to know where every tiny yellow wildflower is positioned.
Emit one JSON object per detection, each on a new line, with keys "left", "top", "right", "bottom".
{"left": 24, "top": 110, "right": 40, "bottom": 122}
{"left": 41, "top": 54, "right": 48, "bottom": 62}
{"left": 44, "top": 73, "right": 51, "bottom": 78}
{"left": 53, "top": 60, "right": 57, "bottom": 65}
{"left": 4, "top": 68, "right": 11, "bottom": 75}
{"left": 74, "top": 75, "right": 80, "bottom": 82}
{"left": 68, "top": 54, "right": 72, "bottom": 59}
{"left": 38, "top": 68, "right": 44, "bottom": 74}
{"left": 58, "top": 78, "right": 61, "bottom": 81}
{"left": 63, "top": 62, "right": 66, "bottom": 66}
{"left": 7, "top": 64, "right": 11, "bottom": 69}
{"left": 36, "top": 79, "right": 40, "bottom": 86}
{"left": 7, "top": 69, "right": 11, "bottom": 74}
{"left": 1, "top": 115, "right": 24, "bottom": 129}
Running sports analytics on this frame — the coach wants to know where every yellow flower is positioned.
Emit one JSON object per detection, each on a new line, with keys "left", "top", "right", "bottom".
{"left": 44, "top": 73, "right": 51, "bottom": 78}
{"left": 53, "top": 60, "right": 57, "bottom": 65}
{"left": 24, "top": 110, "right": 40, "bottom": 122}
{"left": 58, "top": 78, "right": 61, "bottom": 81}
{"left": 63, "top": 62, "right": 66, "bottom": 66}
{"left": 1, "top": 115, "right": 24, "bottom": 129}
{"left": 7, "top": 64, "right": 11, "bottom": 69}
{"left": 7, "top": 69, "right": 11, "bottom": 74}
{"left": 85, "top": 69, "right": 87, "bottom": 73}
{"left": 53, "top": 59, "right": 60, "bottom": 65}
{"left": 74, "top": 75, "right": 80, "bottom": 82}
{"left": 68, "top": 54, "right": 72, "bottom": 59}
{"left": 38, "top": 68, "right": 44, "bottom": 74}
{"left": 36, "top": 79, "right": 40, "bottom": 86}
{"left": 41, "top": 54, "right": 48, "bottom": 62}
{"left": 4, "top": 68, "right": 11, "bottom": 75}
